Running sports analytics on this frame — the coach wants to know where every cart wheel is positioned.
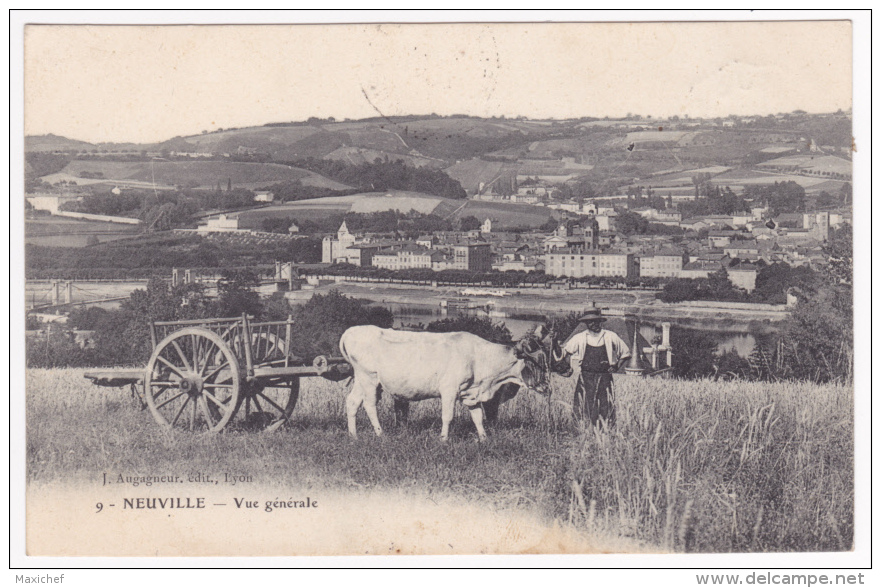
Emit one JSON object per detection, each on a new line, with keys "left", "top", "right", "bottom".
{"left": 229, "top": 331, "right": 299, "bottom": 432}
{"left": 240, "top": 377, "right": 299, "bottom": 433}
{"left": 145, "top": 327, "right": 241, "bottom": 433}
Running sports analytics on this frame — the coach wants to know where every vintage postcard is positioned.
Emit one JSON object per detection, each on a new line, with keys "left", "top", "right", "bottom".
{"left": 13, "top": 13, "right": 869, "bottom": 571}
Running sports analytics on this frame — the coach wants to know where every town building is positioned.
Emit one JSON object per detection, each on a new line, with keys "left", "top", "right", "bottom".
{"left": 723, "top": 240, "right": 761, "bottom": 261}
{"left": 431, "top": 253, "right": 456, "bottom": 272}
{"left": 197, "top": 214, "right": 240, "bottom": 233}
{"left": 453, "top": 242, "right": 493, "bottom": 272}
{"left": 803, "top": 211, "right": 830, "bottom": 241}
{"left": 639, "top": 249, "right": 688, "bottom": 278}
{"left": 729, "top": 213, "right": 754, "bottom": 228}
{"left": 415, "top": 235, "right": 437, "bottom": 249}
{"left": 679, "top": 260, "right": 725, "bottom": 280}
{"left": 829, "top": 210, "right": 852, "bottom": 228}
{"left": 728, "top": 263, "right": 759, "bottom": 292}
{"left": 372, "top": 246, "right": 436, "bottom": 271}
{"left": 322, "top": 221, "right": 357, "bottom": 263}
{"left": 544, "top": 248, "right": 637, "bottom": 279}
{"left": 707, "top": 231, "right": 735, "bottom": 248}
{"left": 679, "top": 218, "right": 710, "bottom": 232}
{"left": 632, "top": 208, "right": 682, "bottom": 226}
{"left": 342, "top": 244, "right": 383, "bottom": 267}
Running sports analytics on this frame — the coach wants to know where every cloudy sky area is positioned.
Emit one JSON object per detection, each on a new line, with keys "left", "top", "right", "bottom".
{"left": 24, "top": 21, "right": 852, "bottom": 144}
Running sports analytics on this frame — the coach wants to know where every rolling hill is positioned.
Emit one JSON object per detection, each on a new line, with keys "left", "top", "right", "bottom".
{"left": 39, "top": 160, "right": 352, "bottom": 191}
{"left": 26, "top": 113, "right": 852, "bottom": 202}
{"left": 25, "top": 134, "right": 94, "bottom": 152}
{"left": 222, "top": 189, "right": 557, "bottom": 229}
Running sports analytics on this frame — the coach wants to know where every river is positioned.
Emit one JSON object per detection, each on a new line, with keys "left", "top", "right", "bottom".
{"left": 392, "top": 308, "right": 757, "bottom": 357}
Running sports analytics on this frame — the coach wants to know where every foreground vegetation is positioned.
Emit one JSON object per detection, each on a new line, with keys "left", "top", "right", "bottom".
{"left": 27, "top": 369, "right": 852, "bottom": 553}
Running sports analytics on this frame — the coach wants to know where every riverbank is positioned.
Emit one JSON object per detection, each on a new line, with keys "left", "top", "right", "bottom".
{"left": 285, "top": 282, "right": 788, "bottom": 333}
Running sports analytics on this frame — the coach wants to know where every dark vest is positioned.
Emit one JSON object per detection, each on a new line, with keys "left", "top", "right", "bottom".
{"left": 581, "top": 342, "right": 610, "bottom": 373}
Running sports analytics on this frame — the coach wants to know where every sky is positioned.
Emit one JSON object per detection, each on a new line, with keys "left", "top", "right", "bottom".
{"left": 24, "top": 20, "right": 852, "bottom": 144}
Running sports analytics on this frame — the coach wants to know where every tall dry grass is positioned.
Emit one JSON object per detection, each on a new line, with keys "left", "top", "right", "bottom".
{"left": 566, "top": 377, "right": 853, "bottom": 552}
{"left": 25, "top": 369, "right": 852, "bottom": 552}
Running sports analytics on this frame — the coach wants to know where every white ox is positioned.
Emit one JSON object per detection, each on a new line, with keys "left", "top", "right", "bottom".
{"left": 339, "top": 325, "right": 554, "bottom": 441}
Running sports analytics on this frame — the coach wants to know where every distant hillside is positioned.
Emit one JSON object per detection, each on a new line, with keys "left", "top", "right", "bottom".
{"left": 227, "top": 190, "right": 445, "bottom": 227}
{"left": 140, "top": 117, "right": 556, "bottom": 164}
{"left": 323, "top": 146, "right": 445, "bottom": 169}
{"left": 227, "top": 190, "right": 557, "bottom": 229}
{"left": 38, "top": 160, "right": 350, "bottom": 190}
{"left": 445, "top": 159, "right": 511, "bottom": 194}
{"left": 25, "top": 134, "right": 94, "bottom": 152}
{"left": 25, "top": 113, "right": 852, "bottom": 190}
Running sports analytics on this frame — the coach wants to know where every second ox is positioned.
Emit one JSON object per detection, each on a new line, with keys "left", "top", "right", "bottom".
{"left": 338, "top": 325, "right": 569, "bottom": 441}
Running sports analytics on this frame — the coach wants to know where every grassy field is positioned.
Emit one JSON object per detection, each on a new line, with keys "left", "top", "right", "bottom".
{"left": 221, "top": 191, "right": 448, "bottom": 225}
{"left": 447, "top": 200, "right": 557, "bottom": 228}
{"left": 26, "top": 368, "right": 852, "bottom": 553}
{"left": 324, "top": 146, "right": 444, "bottom": 169}
{"left": 46, "top": 160, "right": 329, "bottom": 190}
{"left": 444, "top": 158, "right": 511, "bottom": 193}
{"left": 25, "top": 218, "right": 141, "bottom": 248}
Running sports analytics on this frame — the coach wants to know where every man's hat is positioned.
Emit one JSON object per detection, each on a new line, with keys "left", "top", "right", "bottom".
{"left": 577, "top": 308, "right": 607, "bottom": 323}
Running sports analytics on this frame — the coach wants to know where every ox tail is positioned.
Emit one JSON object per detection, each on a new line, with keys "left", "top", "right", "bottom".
{"left": 337, "top": 333, "right": 355, "bottom": 389}
{"left": 338, "top": 330, "right": 351, "bottom": 363}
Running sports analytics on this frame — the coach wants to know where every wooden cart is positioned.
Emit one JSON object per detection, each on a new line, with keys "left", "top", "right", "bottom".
{"left": 84, "top": 314, "right": 351, "bottom": 433}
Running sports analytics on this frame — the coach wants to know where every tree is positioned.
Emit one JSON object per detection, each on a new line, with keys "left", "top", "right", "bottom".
{"left": 658, "top": 279, "right": 698, "bottom": 303}
{"left": 287, "top": 290, "right": 393, "bottom": 360}
{"left": 691, "top": 172, "right": 712, "bottom": 198}
{"left": 261, "top": 292, "right": 294, "bottom": 321}
{"left": 459, "top": 215, "right": 481, "bottom": 231}
{"left": 745, "top": 181, "right": 807, "bottom": 216}
{"left": 839, "top": 182, "right": 852, "bottom": 206}
{"left": 710, "top": 187, "right": 750, "bottom": 216}
{"left": 777, "top": 224, "right": 853, "bottom": 382}
{"left": 823, "top": 224, "right": 853, "bottom": 287}
{"left": 214, "top": 269, "right": 263, "bottom": 318}
{"left": 261, "top": 217, "right": 294, "bottom": 234}
{"left": 79, "top": 278, "right": 215, "bottom": 365}
{"left": 707, "top": 268, "right": 745, "bottom": 302}
{"left": 425, "top": 316, "right": 512, "bottom": 345}
{"left": 670, "top": 328, "right": 719, "bottom": 379}
{"left": 615, "top": 210, "right": 649, "bottom": 235}
{"left": 540, "top": 217, "right": 559, "bottom": 232}
{"left": 815, "top": 191, "right": 838, "bottom": 209}
{"left": 750, "top": 263, "right": 816, "bottom": 304}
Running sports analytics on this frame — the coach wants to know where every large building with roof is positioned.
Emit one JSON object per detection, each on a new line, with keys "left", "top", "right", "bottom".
{"left": 452, "top": 242, "right": 492, "bottom": 272}
{"left": 372, "top": 246, "right": 439, "bottom": 271}
{"left": 639, "top": 249, "right": 688, "bottom": 278}
{"left": 321, "top": 221, "right": 387, "bottom": 266}
{"left": 544, "top": 248, "right": 636, "bottom": 279}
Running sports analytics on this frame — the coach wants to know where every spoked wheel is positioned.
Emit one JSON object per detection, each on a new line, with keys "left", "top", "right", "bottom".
{"left": 230, "top": 331, "right": 300, "bottom": 432}
{"left": 239, "top": 377, "right": 299, "bottom": 433}
{"left": 145, "top": 327, "right": 241, "bottom": 433}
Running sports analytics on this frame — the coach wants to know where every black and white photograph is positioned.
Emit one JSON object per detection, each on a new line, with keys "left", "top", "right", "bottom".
{"left": 11, "top": 10, "right": 871, "bottom": 573}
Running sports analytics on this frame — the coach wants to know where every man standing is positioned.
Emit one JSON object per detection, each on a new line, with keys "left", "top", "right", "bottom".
{"left": 559, "top": 309, "right": 631, "bottom": 427}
